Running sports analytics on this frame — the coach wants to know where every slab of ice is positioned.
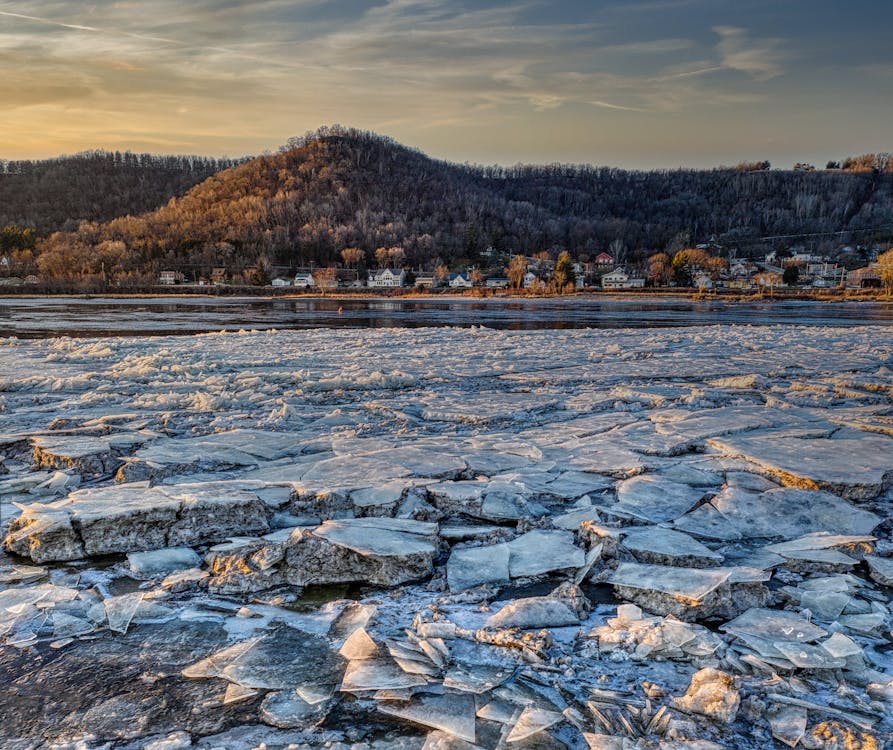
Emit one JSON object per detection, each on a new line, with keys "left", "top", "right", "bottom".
{"left": 5, "top": 483, "right": 270, "bottom": 562}
{"left": 339, "top": 627, "right": 379, "bottom": 660}
{"left": 341, "top": 658, "right": 427, "bottom": 692}
{"left": 447, "top": 544, "right": 511, "bottom": 592}
{"left": 485, "top": 597, "right": 580, "bottom": 629}
{"left": 220, "top": 628, "right": 344, "bottom": 690}
{"left": 379, "top": 693, "right": 477, "bottom": 743}
{"left": 606, "top": 475, "right": 705, "bottom": 523}
{"left": 621, "top": 526, "right": 723, "bottom": 567}
{"left": 127, "top": 547, "right": 201, "bottom": 576}
{"left": 674, "top": 487, "right": 881, "bottom": 541}
{"left": 284, "top": 517, "right": 438, "bottom": 586}
{"left": 506, "top": 529, "right": 584, "bottom": 579}
{"left": 721, "top": 608, "right": 827, "bottom": 644}
{"left": 865, "top": 555, "right": 893, "bottom": 586}
{"left": 103, "top": 592, "right": 144, "bottom": 635}
{"left": 707, "top": 433, "right": 893, "bottom": 500}
{"left": 504, "top": 706, "right": 563, "bottom": 742}
{"left": 611, "top": 563, "right": 730, "bottom": 602}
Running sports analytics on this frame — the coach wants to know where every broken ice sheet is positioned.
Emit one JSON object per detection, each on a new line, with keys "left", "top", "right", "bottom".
{"left": 341, "top": 658, "right": 427, "bottom": 692}
{"left": 379, "top": 692, "right": 477, "bottom": 743}
{"left": 605, "top": 475, "right": 705, "bottom": 523}
{"left": 103, "top": 592, "right": 144, "bottom": 635}
{"left": 219, "top": 627, "right": 343, "bottom": 690}
{"left": 504, "top": 706, "right": 564, "bottom": 742}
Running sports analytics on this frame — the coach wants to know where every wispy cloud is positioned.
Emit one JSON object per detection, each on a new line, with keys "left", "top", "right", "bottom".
{"left": 713, "top": 25, "right": 785, "bottom": 81}
{"left": 0, "top": 0, "right": 882, "bottom": 167}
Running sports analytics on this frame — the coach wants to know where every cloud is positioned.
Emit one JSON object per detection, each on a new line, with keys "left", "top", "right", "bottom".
{"left": 713, "top": 25, "right": 784, "bottom": 80}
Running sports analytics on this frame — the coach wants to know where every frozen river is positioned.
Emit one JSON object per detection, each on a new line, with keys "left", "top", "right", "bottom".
{"left": 1, "top": 295, "right": 893, "bottom": 337}
{"left": 1, "top": 322, "right": 892, "bottom": 749}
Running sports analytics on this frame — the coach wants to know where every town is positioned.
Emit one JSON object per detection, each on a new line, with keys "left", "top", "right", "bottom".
{"left": 140, "top": 242, "right": 893, "bottom": 294}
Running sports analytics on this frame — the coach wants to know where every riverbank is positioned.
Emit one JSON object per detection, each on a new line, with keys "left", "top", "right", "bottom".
{"left": 1, "top": 286, "right": 891, "bottom": 304}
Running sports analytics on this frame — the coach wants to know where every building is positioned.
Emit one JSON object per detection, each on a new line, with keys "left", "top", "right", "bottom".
{"left": 522, "top": 271, "right": 538, "bottom": 288}
{"left": 159, "top": 270, "right": 185, "bottom": 285}
{"left": 448, "top": 273, "right": 473, "bottom": 289}
{"left": 694, "top": 273, "right": 714, "bottom": 290}
{"left": 846, "top": 264, "right": 882, "bottom": 289}
{"left": 594, "top": 252, "right": 614, "bottom": 267}
{"left": 368, "top": 268, "right": 406, "bottom": 288}
{"left": 294, "top": 272, "right": 316, "bottom": 288}
{"left": 601, "top": 268, "right": 645, "bottom": 290}
{"left": 485, "top": 276, "right": 509, "bottom": 288}
{"left": 415, "top": 272, "right": 436, "bottom": 288}
{"left": 270, "top": 277, "right": 292, "bottom": 287}
{"left": 210, "top": 268, "right": 228, "bottom": 286}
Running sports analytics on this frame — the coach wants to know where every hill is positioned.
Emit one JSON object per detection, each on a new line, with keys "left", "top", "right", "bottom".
{"left": 14, "top": 127, "right": 893, "bottom": 285}
{"left": 0, "top": 151, "right": 245, "bottom": 233}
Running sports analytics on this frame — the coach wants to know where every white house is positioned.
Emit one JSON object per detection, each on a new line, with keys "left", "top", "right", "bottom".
{"left": 294, "top": 272, "right": 315, "bottom": 288}
{"left": 159, "top": 270, "right": 184, "bottom": 285}
{"left": 449, "top": 273, "right": 473, "bottom": 289}
{"left": 271, "top": 277, "right": 292, "bottom": 287}
{"left": 368, "top": 268, "right": 406, "bottom": 288}
{"left": 485, "top": 276, "right": 509, "bottom": 288}
{"left": 414, "top": 272, "right": 435, "bottom": 288}
{"left": 694, "top": 273, "right": 714, "bottom": 290}
{"left": 522, "top": 271, "right": 538, "bottom": 288}
{"left": 601, "top": 268, "right": 645, "bottom": 290}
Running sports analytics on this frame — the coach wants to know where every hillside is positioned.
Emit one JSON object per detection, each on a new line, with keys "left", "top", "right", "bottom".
{"left": 0, "top": 151, "right": 244, "bottom": 233}
{"left": 18, "top": 127, "right": 893, "bottom": 285}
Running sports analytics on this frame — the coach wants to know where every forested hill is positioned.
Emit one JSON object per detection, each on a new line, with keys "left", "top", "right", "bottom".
{"left": 19, "top": 128, "right": 893, "bottom": 283}
{"left": 0, "top": 151, "right": 245, "bottom": 232}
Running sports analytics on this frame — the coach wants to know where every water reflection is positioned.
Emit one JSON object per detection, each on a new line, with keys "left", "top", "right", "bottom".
{"left": 1, "top": 296, "right": 892, "bottom": 338}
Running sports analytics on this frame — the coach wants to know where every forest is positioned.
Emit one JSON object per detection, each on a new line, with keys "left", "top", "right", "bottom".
{"left": 2, "top": 127, "right": 892, "bottom": 286}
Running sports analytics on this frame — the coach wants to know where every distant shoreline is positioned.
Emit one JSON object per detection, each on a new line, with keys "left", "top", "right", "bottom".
{"left": 0, "top": 288, "right": 891, "bottom": 304}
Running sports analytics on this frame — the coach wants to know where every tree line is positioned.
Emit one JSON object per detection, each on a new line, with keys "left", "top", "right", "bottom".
{"left": 3, "top": 127, "right": 893, "bottom": 286}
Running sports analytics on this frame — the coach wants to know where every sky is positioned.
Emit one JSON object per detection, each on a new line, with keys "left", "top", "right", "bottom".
{"left": 1, "top": 0, "right": 892, "bottom": 168}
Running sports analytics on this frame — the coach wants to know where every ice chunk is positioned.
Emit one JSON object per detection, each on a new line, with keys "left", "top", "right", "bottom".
{"left": 621, "top": 526, "right": 723, "bottom": 567}
{"left": 505, "top": 706, "right": 563, "bottom": 742}
{"left": 379, "top": 693, "right": 477, "bottom": 743}
{"left": 506, "top": 529, "right": 584, "bottom": 578}
{"left": 103, "top": 592, "right": 144, "bottom": 635}
{"left": 707, "top": 433, "right": 893, "bottom": 500}
{"left": 607, "top": 475, "right": 705, "bottom": 523}
{"left": 485, "top": 597, "right": 580, "bottom": 629}
{"left": 285, "top": 517, "right": 438, "bottom": 586}
{"left": 127, "top": 547, "right": 200, "bottom": 576}
{"left": 220, "top": 627, "right": 343, "bottom": 690}
{"left": 447, "top": 543, "right": 511, "bottom": 592}
{"left": 672, "top": 668, "right": 739, "bottom": 724}
{"left": 865, "top": 555, "right": 893, "bottom": 586}
{"left": 675, "top": 486, "right": 880, "bottom": 541}
{"left": 767, "top": 704, "right": 807, "bottom": 748}
{"left": 339, "top": 628, "right": 379, "bottom": 660}
{"left": 260, "top": 690, "right": 326, "bottom": 727}
{"left": 341, "top": 658, "right": 427, "bottom": 692}
{"left": 721, "top": 608, "right": 826, "bottom": 644}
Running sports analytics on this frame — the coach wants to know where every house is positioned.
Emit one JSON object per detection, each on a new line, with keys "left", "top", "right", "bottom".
{"left": 294, "top": 272, "right": 315, "bottom": 288}
{"left": 23, "top": 275, "right": 40, "bottom": 285}
{"left": 522, "top": 271, "right": 538, "bottom": 288}
{"left": 210, "top": 267, "right": 228, "bottom": 286}
{"left": 449, "top": 273, "right": 473, "bottom": 289}
{"left": 594, "top": 252, "right": 614, "bottom": 267}
{"left": 368, "top": 268, "right": 406, "bottom": 288}
{"left": 846, "top": 264, "right": 882, "bottom": 289}
{"left": 601, "top": 268, "right": 645, "bottom": 290}
{"left": 485, "top": 276, "right": 509, "bottom": 288}
{"left": 270, "top": 277, "right": 292, "bottom": 287}
{"left": 159, "top": 270, "right": 184, "bottom": 285}
{"left": 415, "top": 272, "right": 436, "bottom": 288}
{"left": 694, "top": 273, "right": 714, "bottom": 290}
